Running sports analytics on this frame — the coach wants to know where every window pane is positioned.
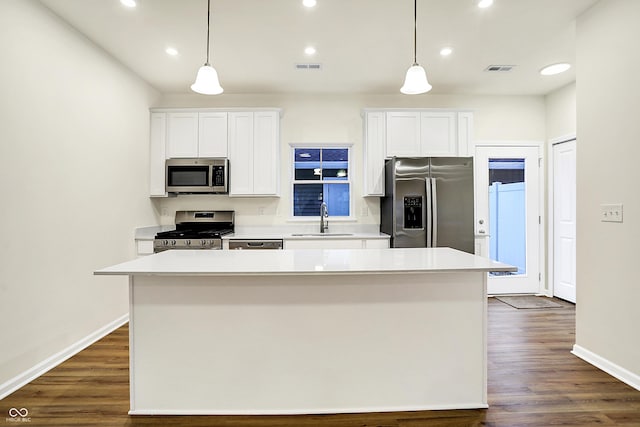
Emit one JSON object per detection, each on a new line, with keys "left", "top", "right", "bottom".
{"left": 294, "top": 162, "right": 321, "bottom": 180}
{"left": 295, "top": 148, "right": 320, "bottom": 162}
{"left": 321, "top": 149, "right": 348, "bottom": 162}
{"left": 488, "top": 158, "right": 526, "bottom": 275}
{"left": 321, "top": 161, "right": 348, "bottom": 180}
{"left": 323, "top": 183, "right": 350, "bottom": 216}
{"left": 293, "top": 184, "right": 323, "bottom": 216}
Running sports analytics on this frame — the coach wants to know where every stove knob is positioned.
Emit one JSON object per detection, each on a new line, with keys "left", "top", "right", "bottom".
{"left": 171, "top": 240, "right": 177, "bottom": 246}
{"left": 163, "top": 240, "right": 169, "bottom": 246}
{"left": 185, "top": 240, "right": 191, "bottom": 246}
{"left": 201, "top": 239, "right": 207, "bottom": 246}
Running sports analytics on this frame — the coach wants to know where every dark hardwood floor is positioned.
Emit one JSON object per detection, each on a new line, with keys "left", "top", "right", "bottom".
{"left": 2, "top": 297, "right": 640, "bottom": 426}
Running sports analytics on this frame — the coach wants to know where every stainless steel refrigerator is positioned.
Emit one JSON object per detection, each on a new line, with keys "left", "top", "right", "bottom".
{"left": 380, "top": 157, "right": 475, "bottom": 254}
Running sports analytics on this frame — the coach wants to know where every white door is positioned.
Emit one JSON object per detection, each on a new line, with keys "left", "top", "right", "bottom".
{"left": 476, "top": 146, "right": 541, "bottom": 294}
{"left": 552, "top": 140, "right": 577, "bottom": 303}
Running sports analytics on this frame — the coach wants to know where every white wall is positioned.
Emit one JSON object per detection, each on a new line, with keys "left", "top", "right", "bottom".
{"left": 575, "top": 0, "right": 640, "bottom": 382}
{"left": 0, "top": 0, "right": 159, "bottom": 393}
{"left": 546, "top": 82, "right": 577, "bottom": 141}
{"left": 155, "top": 93, "right": 546, "bottom": 226}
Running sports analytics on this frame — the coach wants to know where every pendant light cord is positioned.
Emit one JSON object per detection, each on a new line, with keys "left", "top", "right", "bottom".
{"left": 205, "top": 0, "right": 211, "bottom": 65}
{"left": 413, "top": 0, "right": 417, "bottom": 65}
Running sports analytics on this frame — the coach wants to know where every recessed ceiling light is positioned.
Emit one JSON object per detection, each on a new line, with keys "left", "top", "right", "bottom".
{"left": 477, "top": 0, "right": 493, "bottom": 8}
{"left": 440, "top": 47, "right": 453, "bottom": 56}
{"left": 304, "top": 46, "right": 316, "bottom": 55}
{"left": 120, "top": 0, "right": 136, "bottom": 8}
{"left": 165, "top": 47, "right": 179, "bottom": 56}
{"left": 302, "top": 0, "right": 317, "bottom": 8}
{"left": 540, "top": 63, "right": 571, "bottom": 76}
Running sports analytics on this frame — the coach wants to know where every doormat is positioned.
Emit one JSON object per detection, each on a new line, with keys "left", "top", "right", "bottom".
{"left": 494, "top": 295, "right": 564, "bottom": 309}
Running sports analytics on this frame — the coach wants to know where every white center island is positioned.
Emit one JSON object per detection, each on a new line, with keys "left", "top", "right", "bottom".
{"left": 95, "top": 247, "right": 514, "bottom": 415}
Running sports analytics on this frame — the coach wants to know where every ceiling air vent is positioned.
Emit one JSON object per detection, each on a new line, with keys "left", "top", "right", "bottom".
{"left": 484, "top": 65, "right": 516, "bottom": 72}
{"left": 295, "top": 63, "right": 323, "bottom": 70}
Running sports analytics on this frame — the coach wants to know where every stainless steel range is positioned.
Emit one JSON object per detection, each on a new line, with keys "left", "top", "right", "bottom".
{"left": 153, "top": 210, "right": 234, "bottom": 252}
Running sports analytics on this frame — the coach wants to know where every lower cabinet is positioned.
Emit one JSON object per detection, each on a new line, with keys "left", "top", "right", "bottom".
{"left": 284, "top": 238, "right": 390, "bottom": 250}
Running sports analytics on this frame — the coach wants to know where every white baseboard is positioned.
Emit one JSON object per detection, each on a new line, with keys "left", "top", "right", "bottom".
{"left": 572, "top": 344, "right": 640, "bottom": 391}
{"left": 0, "top": 314, "right": 129, "bottom": 400}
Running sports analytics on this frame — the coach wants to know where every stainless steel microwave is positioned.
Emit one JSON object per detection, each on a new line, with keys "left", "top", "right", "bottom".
{"left": 165, "top": 158, "right": 228, "bottom": 194}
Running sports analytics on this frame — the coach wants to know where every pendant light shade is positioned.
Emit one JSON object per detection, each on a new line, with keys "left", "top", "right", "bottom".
{"left": 191, "top": 64, "right": 223, "bottom": 95}
{"left": 401, "top": 64, "right": 432, "bottom": 94}
{"left": 191, "top": 0, "right": 223, "bottom": 95}
{"left": 401, "top": 0, "right": 432, "bottom": 95}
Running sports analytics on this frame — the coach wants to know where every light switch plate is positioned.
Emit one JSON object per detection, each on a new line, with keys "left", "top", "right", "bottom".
{"left": 601, "top": 203, "right": 623, "bottom": 222}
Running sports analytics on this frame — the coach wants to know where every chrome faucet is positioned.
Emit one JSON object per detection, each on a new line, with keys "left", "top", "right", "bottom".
{"left": 320, "top": 202, "right": 329, "bottom": 233}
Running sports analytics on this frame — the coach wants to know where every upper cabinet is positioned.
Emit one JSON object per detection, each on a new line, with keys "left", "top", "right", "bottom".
{"left": 166, "top": 112, "right": 227, "bottom": 158}
{"left": 228, "top": 111, "right": 280, "bottom": 197}
{"left": 386, "top": 111, "right": 462, "bottom": 157}
{"left": 363, "top": 109, "right": 474, "bottom": 196}
{"left": 149, "top": 108, "right": 280, "bottom": 198}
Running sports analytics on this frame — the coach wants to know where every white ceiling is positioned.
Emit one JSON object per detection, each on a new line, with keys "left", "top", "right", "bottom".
{"left": 38, "top": 0, "right": 598, "bottom": 96}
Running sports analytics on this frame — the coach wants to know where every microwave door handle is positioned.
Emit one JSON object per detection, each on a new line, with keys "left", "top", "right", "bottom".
{"left": 425, "top": 177, "right": 432, "bottom": 247}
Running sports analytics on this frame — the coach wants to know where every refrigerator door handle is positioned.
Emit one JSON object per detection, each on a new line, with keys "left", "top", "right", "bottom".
{"left": 431, "top": 177, "right": 438, "bottom": 247}
{"left": 425, "top": 177, "right": 433, "bottom": 247}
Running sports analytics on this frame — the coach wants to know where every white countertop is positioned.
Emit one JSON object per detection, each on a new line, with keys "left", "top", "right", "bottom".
{"left": 95, "top": 247, "right": 515, "bottom": 276}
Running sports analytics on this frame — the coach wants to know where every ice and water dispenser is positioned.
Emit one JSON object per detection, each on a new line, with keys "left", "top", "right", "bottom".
{"left": 403, "top": 196, "right": 423, "bottom": 229}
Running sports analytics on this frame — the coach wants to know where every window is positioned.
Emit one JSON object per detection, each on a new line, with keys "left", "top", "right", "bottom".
{"left": 292, "top": 146, "right": 351, "bottom": 217}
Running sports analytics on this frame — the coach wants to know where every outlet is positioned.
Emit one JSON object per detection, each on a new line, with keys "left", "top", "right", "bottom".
{"left": 601, "top": 203, "right": 623, "bottom": 223}
{"left": 257, "top": 207, "right": 265, "bottom": 216}
{"left": 361, "top": 205, "right": 369, "bottom": 217}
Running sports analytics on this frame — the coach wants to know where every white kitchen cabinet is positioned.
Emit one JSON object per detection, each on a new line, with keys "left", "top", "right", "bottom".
{"left": 385, "top": 111, "right": 421, "bottom": 157}
{"left": 167, "top": 112, "right": 228, "bottom": 158}
{"left": 167, "top": 112, "right": 199, "bottom": 158}
{"left": 149, "top": 112, "right": 167, "bottom": 197}
{"left": 385, "top": 111, "right": 459, "bottom": 157}
{"left": 420, "top": 112, "right": 457, "bottom": 156}
{"left": 198, "top": 112, "right": 228, "bottom": 157}
{"left": 228, "top": 111, "right": 280, "bottom": 196}
{"left": 363, "top": 111, "right": 386, "bottom": 196}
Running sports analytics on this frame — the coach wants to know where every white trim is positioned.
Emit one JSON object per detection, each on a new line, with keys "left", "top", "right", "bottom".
{"left": 129, "top": 402, "right": 489, "bottom": 416}
{"left": 0, "top": 314, "right": 129, "bottom": 400}
{"left": 474, "top": 140, "right": 543, "bottom": 148}
{"left": 572, "top": 344, "right": 640, "bottom": 391}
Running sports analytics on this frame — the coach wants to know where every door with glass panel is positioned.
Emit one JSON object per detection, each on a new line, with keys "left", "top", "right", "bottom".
{"left": 476, "top": 146, "right": 541, "bottom": 294}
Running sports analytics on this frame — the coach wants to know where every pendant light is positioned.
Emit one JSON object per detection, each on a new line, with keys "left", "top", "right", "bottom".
{"left": 400, "top": 0, "right": 432, "bottom": 95}
{"left": 191, "top": 0, "right": 223, "bottom": 95}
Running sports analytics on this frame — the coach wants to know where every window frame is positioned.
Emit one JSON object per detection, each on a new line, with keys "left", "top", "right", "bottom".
{"left": 289, "top": 142, "right": 355, "bottom": 221}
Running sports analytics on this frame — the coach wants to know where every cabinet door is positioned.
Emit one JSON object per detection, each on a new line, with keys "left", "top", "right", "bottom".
{"left": 167, "top": 112, "right": 198, "bottom": 158}
{"left": 253, "top": 111, "right": 279, "bottom": 195}
{"left": 363, "top": 239, "right": 390, "bottom": 249}
{"left": 364, "top": 112, "right": 386, "bottom": 196}
{"left": 149, "top": 113, "right": 167, "bottom": 196}
{"left": 228, "top": 112, "right": 254, "bottom": 195}
{"left": 199, "top": 112, "right": 228, "bottom": 158}
{"left": 386, "top": 111, "right": 421, "bottom": 157}
{"left": 420, "top": 112, "right": 457, "bottom": 156}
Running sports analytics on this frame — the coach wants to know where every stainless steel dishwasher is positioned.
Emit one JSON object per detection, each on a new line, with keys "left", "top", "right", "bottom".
{"left": 228, "top": 239, "right": 283, "bottom": 250}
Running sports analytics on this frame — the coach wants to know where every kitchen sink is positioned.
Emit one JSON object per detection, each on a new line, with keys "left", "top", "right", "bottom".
{"left": 290, "top": 233, "right": 354, "bottom": 237}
